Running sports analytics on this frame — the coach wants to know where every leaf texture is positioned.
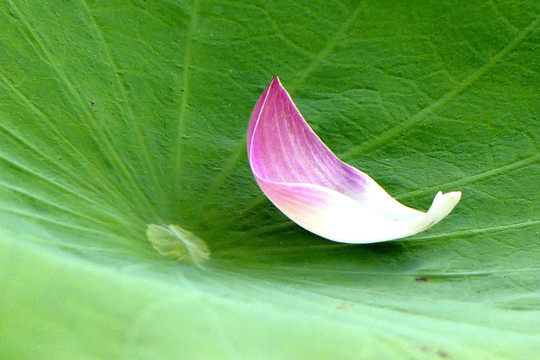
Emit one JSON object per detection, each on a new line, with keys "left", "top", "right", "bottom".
{"left": 0, "top": 1, "right": 539, "bottom": 359}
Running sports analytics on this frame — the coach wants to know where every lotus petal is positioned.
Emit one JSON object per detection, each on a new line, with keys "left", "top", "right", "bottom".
{"left": 247, "top": 77, "right": 461, "bottom": 244}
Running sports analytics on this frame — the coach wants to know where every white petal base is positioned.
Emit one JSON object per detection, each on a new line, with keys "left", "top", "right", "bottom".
{"left": 259, "top": 177, "right": 461, "bottom": 244}
{"left": 414, "top": 191, "right": 462, "bottom": 234}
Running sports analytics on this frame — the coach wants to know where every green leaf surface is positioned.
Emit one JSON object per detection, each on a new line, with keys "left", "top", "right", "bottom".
{"left": 1, "top": 0, "right": 539, "bottom": 359}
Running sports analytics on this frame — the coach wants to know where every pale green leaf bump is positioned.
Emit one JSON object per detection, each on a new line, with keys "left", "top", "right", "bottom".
{"left": 146, "top": 224, "right": 209, "bottom": 265}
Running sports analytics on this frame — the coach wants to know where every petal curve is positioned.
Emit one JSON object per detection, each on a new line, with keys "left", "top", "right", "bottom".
{"left": 247, "top": 77, "right": 461, "bottom": 244}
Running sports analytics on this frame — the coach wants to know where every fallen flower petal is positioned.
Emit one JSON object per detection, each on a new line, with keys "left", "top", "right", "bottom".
{"left": 247, "top": 77, "right": 461, "bottom": 244}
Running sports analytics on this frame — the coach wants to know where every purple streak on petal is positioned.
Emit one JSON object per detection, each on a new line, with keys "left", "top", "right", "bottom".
{"left": 248, "top": 77, "right": 368, "bottom": 199}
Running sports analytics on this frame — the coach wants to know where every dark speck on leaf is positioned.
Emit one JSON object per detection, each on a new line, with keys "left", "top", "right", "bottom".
{"left": 336, "top": 302, "right": 353, "bottom": 310}
{"left": 89, "top": 101, "right": 95, "bottom": 106}
{"left": 437, "top": 349, "right": 450, "bottom": 358}
{"left": 415, "top": 277, "right": 428, "bottom": 282}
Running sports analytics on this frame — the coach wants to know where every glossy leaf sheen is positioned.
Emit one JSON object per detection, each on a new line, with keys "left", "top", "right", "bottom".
{"left": 0, "top": 1, "right": 539, "bottom": 359}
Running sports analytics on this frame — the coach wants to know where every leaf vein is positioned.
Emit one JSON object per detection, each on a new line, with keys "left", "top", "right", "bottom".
{"left": 396, "top": 153, "right": 540, "bottom": 200}
{"left": 80, "top": 0, "right": 164, "bottom": 214}
{"left": 173, "top": 0, "right": 200, "bottom": 203}
{"left": 341, "top": 14, "right": 540, "bottom": 159}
